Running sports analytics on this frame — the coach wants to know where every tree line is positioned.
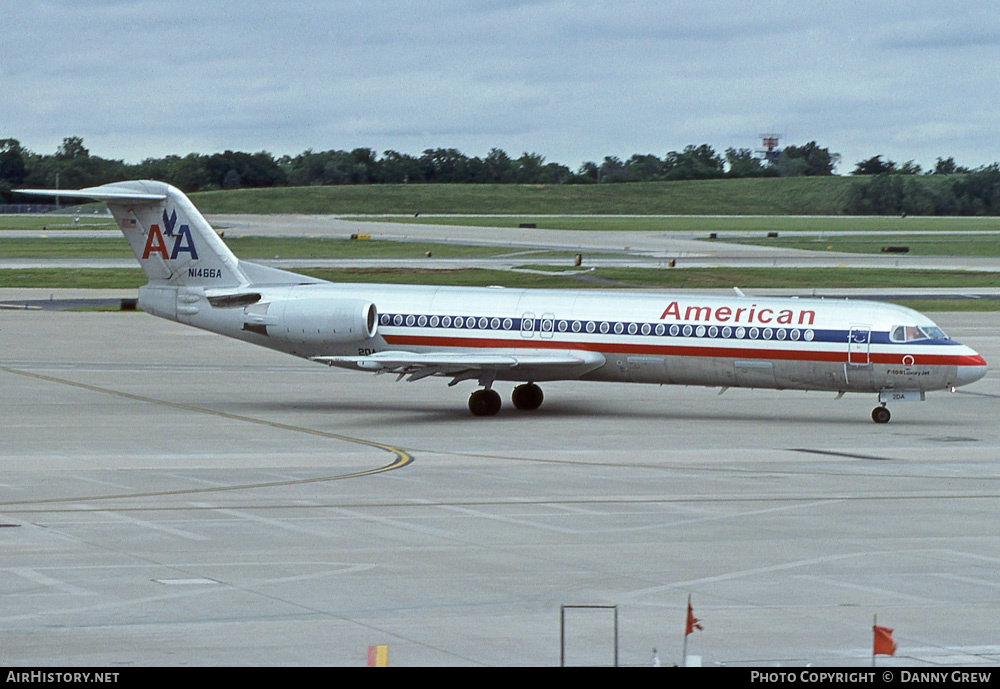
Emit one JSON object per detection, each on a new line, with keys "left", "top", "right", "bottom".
{"left": 2, "top": 136, "right": 1000, "bottom": 214}
{"left": 843, "top": 155, "right": 1000, "bottom": 215}
{"left": 0, "top": 136, "right": 838, "bottom": 194}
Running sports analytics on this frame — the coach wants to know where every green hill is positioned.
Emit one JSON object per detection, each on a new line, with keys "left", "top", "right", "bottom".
{"left": 190, "top": 176, "right": 858, "bottom": 216}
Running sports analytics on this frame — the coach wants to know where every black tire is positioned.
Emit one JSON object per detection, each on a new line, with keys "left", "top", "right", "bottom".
{"left": 511, "top": 383, "right": 544, "bottom": 411}
{"left": 469, "top": 389, "right": 502, "bottom": 416}
{"left": 871, "top": 406, "right": 891, "bottom": 424}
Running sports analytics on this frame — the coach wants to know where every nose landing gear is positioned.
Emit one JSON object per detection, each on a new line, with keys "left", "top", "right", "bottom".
{"left": 871, "top": 404, "right": 891, "bottom": 424}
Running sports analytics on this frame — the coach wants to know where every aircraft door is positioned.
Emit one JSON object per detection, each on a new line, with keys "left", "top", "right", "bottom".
{"left": 540, "top": 313, "right": 555, "bottom": 339}
{"left": 848, "top": 326, "right": 871, "bottom": 366}
{"left": 520, "top": 313, "right": 535, "bottom": 339}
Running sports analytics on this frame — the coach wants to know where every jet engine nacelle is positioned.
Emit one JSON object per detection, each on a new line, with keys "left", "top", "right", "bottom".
{"left": 245, "top": 297, "right": 378, "bottom": 344}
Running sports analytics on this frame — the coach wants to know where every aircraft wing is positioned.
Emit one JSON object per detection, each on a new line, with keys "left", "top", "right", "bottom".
{"left": 313, "top": 349, "right": 606, "bottom": 385}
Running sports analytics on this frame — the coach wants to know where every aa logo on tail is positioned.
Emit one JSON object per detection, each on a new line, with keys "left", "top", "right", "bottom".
{"left": 142, "top": 210, "right": 199, "bottom": 260}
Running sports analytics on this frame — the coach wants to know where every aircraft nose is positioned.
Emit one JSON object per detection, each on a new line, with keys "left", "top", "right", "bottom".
{"left": 955, "top": 353, "right": 987, "bottom": 387}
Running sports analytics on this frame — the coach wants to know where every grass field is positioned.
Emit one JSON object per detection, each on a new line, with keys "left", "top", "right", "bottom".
{"left": 0, "top": 215, "right": 117, "bottom": 231}
{"left": 372, "top": 213, "right": 1000, "bottom": 232}
{"left": 4, "top": 180, "right": 998, "bottom": 308}
{"left": 0, "top": 269, "right": 146, "bottom": 289}
{"left": 2, "top": 264, "right": 997, "bottom": 300}
{"left": 184, "top": 177, "right": 860, "bottom": 215}
{"left": 0, "top": 238, "right": 135, "bottom": 258}
{"left": 0, "top": 236, "right": 555, "bottom": 260}
{"left": 579, "top": 266, "right": 1000, "bottom": 289}
{"left": 711, "top": 233, "right": 1000, "bottom": 256}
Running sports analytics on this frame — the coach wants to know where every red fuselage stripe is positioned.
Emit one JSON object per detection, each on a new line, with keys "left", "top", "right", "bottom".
{"left": 382, "top": 334, "right": 986, "bottom": 367}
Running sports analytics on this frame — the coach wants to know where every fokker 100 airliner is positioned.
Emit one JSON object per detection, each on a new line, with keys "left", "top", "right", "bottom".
{"left": 18, "top": 181, "right": 987, "bottom": 422}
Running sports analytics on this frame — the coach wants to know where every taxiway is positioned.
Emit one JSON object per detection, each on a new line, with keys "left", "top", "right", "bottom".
{"left": 2, "top": 303, "right": 999, "bottom": 666}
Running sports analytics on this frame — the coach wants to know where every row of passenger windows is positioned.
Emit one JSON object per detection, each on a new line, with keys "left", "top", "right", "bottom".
{"left": 381, "top": 313, "right": 817, "bottom": 342}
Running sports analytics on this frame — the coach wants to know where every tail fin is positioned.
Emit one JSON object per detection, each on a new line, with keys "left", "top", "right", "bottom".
{"left": 18, "top": 180, "right": 322, "bottom": 290}
{"left": 27, "top": 180, "right": 248, "bottom": 288}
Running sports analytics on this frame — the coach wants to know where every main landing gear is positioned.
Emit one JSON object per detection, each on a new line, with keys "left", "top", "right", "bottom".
{"left": 511, "top": 382, "right": 544, "bottom": 411}
{"left": 468, "top": 388, "right": 502, "bottom": 416}
{"left": 468, "top": 383, "right": 545, "bottom": 416}
{"left": 871, "top": 404, "right": 891, "bottom": 424}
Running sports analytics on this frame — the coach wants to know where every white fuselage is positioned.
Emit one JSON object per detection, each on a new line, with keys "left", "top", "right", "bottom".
{"left": 140, "top": 281, "right": 986, "bottom": 395}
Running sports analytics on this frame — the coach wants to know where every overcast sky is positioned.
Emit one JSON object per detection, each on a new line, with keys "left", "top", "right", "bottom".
{"left": 5, "top": 0, "right": 999, "bottom": 173}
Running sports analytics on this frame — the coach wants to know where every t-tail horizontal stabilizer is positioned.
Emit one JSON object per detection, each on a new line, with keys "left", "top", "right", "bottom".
{"left": 16, "top": 180, "right": 318, "bottom": 290}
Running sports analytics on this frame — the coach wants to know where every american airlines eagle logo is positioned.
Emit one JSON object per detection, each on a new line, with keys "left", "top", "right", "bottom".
{"left": 141, "top": 209, "right": 199, "bottom": 260}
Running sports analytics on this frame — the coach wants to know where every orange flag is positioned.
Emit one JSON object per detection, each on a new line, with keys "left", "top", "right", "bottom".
{"left": 873, "top": 625, "right": 896, "bottom": 656}
{"left": 685, "top": 596, "right": 703, "bottom": 636}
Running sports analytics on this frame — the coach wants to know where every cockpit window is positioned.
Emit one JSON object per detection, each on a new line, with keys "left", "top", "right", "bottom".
{"left": 891, "top": 324, "right": 948, "bottom": 342}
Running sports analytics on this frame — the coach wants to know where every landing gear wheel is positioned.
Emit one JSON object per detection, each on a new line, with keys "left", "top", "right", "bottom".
{"left": 511, "top": 383, "right": 544, "bottom": 411}
{"left": 871, "top": 406, "right": 891, "bottom": 424}
{"left": 469, "top": 389, "right": 502, "bottom": 416}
